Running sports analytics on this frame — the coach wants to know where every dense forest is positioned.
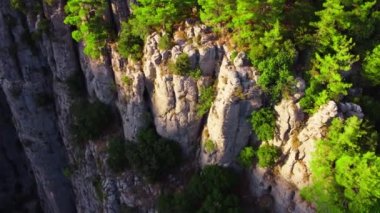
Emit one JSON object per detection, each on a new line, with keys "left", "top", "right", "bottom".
{"left": 7, "top": 0, "right": 380, "bottom": 212}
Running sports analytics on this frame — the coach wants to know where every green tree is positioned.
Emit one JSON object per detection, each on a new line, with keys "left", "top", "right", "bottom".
{"left": 198, "top": 0, "right": 235, "bottom": 27}
{"left": 125, "top": 128, "right": 181, "bottom": 182}
{"left": 64, "top": 0, "right": 109, "bottom": 58}
{"left": 335, "top": 153, "right": 380, "bottom": 212}
{"left": 107, "top": 138, "right": 128, "bottom": 173}
{"left": 363, "top": 44, "right": 380, "bottom": 86}
{"left": 256, "top": 144, "right": 280, "bottom": 168}
{"left": 71, "top": 100, "right": 113, "bottom": 143}
{"left": 128, "top": 0, "right": 196, "bottom": 38}
{"left": 197, "top": 85, "right": 216, "bottom": 117}
{"left": 301, "top": 116, "right": 380, "bottom": 212}
{"left": 251, "top": 108, "right": 276, "bottom": 141}
{"left": 118, "top": 22, "right": 144, "bottom": 61}
{"left": 238, "top": 147, "right": 255, "bottom": 168}
{"left": 158, "top": 165, "right": 241, "bottom": 212}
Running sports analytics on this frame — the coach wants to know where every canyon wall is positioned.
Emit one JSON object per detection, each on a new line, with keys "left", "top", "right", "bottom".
{"left": 0, "top": 0, "right": 363, "bottom": 212}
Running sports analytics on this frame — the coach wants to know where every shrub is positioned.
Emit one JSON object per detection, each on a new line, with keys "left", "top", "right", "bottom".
{"left": 250, "top": 107, "right": 276, "bottom": 141}
{"left": 35, "top": 92, "right": 53, "bottom": 107}
{"left": 197, "top": 85, "right": 216, "bottom": 117}
{"left": 118, "top": 22, "right": 144, "bottom": 61}
{"left": 158, "top": 34, "right": 173, "bottom": 50}
{"left": 71, "top": 100, "right": 113, "bottom": 143}
{"left": 121, "top": 75, "right": 133, "bottom": 87}
{"left": 238, "top": 147, "right": 255, "bottom": 168}
{"left": 10, "top": 0, "right": 25, "bottom": 12}
{"left": 107, "top": 138, "right": 128, "bottom": 173}
{"left": 158, "top": 165, "right": 241, "bottom": 212}
{"left": 203, "top": 139, "right": 216, "bottom": 153}
{"left": 189, "top": 68, "right": 202, "bottom": 80}
{"left": 301, "top": 116, "right": 380, "bottom": 212}
{"left": 125, "top": 128, "right": 181, "bottom": 182}
{"left": 92, "top": 176, "right": 103, "bottom": 200}
{"left": 169, "top": 53, "right": 191, "bottom": 75}
{"left": 64, "top": 0, "right": 109, "bottom": 58}
{"left": 256, "top": 144, "right": 280, "bottom": 168}
{"left": 65, "top": 72, "right": 86, "bottom": 97}
{"left": 363, "top": 44, "right": 380, "bottom": 86}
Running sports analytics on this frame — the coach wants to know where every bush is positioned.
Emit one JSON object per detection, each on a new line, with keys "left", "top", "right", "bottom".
{"left": 121, "top": 75, "right": 133, "bottom": 87}
{"left": 125, "top": 128, "right": 181, "bottom": 182}
{"left": 107, "top": 138, "right": 128, "bottom": 173}
{"left": 158, "top": 165, "right": 241, "bottom": 212}
{"left": 301, "top": 116, "right": 380, "bottom": 212}
{"left": 189, "top": 68, "right": 202, "bottom": 80}
{"left": 363, "top": 44, "right": 380, "bottom": 86}
{"left": 66, "top": 72, "right": 86, "bottom": 97}
{"left": 10, "top": 0, "right": 25, "bottom": 12}
{"left": 238, "top": 147, "right": 255, "bottom": 168}
{"left": 250, "top": 107, "right": 276, "bottom": 141}
{"left": 256, "top": 144, "right": 280, "bottom": 168}
{"left": 118, "top": 22, "right": 144, "bottom": 61}
{"left": 256, "top": 43, "right": 296, "bottom": 104}
{"left": 71, "top": 100, "right": 113, "bottom": 143}
{"left": 169, "top": 53, "right": 191, "bottom": 75}
{"left": 158, "top": 34, "right": 173, "bottom": 50}
{"left": 64, "top": 0, "right": 109, "bottom": 58}
{"left": 197, "top": 85, "right": 216, "bottom": 117}
{"left": 203, "top": 139, "right": 216, "bottom": 153}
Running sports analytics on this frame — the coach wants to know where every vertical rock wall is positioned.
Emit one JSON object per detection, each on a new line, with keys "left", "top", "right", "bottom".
{"left": 0, "top": 1, "right": 76, "bottom": 212}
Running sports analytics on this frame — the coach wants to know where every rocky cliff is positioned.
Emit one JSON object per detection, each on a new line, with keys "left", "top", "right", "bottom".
{"left": 0, "top": 0, "right": 365, "bottom": 212}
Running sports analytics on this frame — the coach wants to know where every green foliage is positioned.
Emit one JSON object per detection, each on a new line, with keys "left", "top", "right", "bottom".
{"left": 158, "top": 34, "right": 173, "bottom": 50}
{"left": 256, "top": 42, "right": 296, "bottom": 103}
{"left": 10, "top": 0, "right": 25, "bottom": 12}
{"left": 169, "top": 53, "right": 191, "bottom": 75}
{"left": 363, "top": 44, "right": 380, "bottom": 86}
{"left": 66, "top": 73, "right": 86, "bottom": 97}
{"left": 71, "top": 100, "right": 113, "bottom": 143}
{"left": 118, "top": 22, "right": 144, "bottom": 61}
{"left": 250, "top": 108, "right": 276, "bottom": 142}
{"left": 256, "top": 144, "right": 280, "bottom": 168}
{"left": 197, "top": 85, "right": 216, "bottom": 117}
{"left": 158, "top": 165, "right": 241, "bottom": 212}
{"left": 93, "top": 176, "right": 103, "bottom": 200}
{"left": 128, "top": 0, "right": 197, "bottom": 38}
{"left": 121, "top": 75, "right": 133, "bottom": 87}
{"left": 301, "top": 116, "right": 380, "bottom": 212}
{"left": 63, "top": 166, "right": 73, "bottom": 178}
{"left": 188, "top": 68, "right": 202, "bottom": 80}
{"left": 107, "top": 138, "right": 128, "bottom": 173}
{"left": 299, "top": 1, "right": 360, "bottom": 112}
{"left": 35, "top": 92, "right": 53, "bottom": 107}
{"left": 238, "top": 147, "right": 255, "bottom": 168}
{"left": 203, "top": 139, "right": 216, "bottom": 153}
{"left": 44, "top": 0, "right": 55, "bottom": 6}
{"left": 125, "top": 128, "right": 181, "bottom": 182}
{"left": 64, "top": 0, "right": 109, "bottom": 58}
{"left": 198, "top": 0, "right": 235, "bottom": 27}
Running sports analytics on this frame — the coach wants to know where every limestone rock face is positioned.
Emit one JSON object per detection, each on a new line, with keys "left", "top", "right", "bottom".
{"left": 0, "top": 0, "right": 369, "bottom": 212}
{"left": 251, "top": 100, "right": 347, "bottom": 213}
{"left": 111, "top": 47, "right": 148, "bottom": 141}
{"left": 0, "top": 90, "right": 40, "bottom": 212}
{"left": 0, "top": 1, "right": 76, "bottom": 212}
{"left": 142, "top": 26, "right": 221, "bottom": 153}
{"left": 200, "top": 53, "right": 262, "bottom": 165}
{"left": 78, "top": 48, "right": 116, "bottom": 104}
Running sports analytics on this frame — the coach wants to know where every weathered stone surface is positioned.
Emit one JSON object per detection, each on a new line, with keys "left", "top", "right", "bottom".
{"left": 200, "top": 54, "right": 262, "bottom": 165}
{"left": 0, "top": 90, "right": 41, "bottom": 212}
{"left": 111, "top": 47, "right": 148, "bottom": 141}
{"left": 0, "top": 2, "right": 76, "bottom": 212}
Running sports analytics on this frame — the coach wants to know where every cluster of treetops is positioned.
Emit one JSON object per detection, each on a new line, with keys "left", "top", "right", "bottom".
{"left": 61, "top": 0, "right": 380, "bottom": 212}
